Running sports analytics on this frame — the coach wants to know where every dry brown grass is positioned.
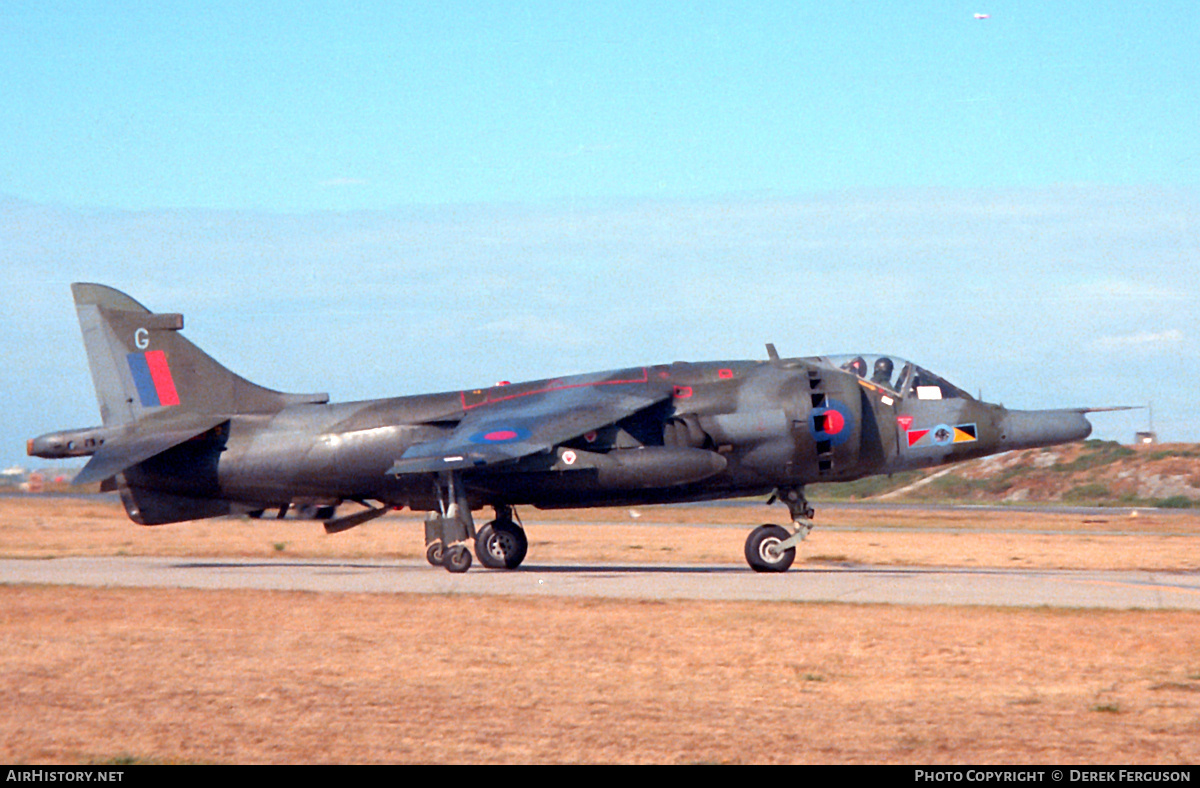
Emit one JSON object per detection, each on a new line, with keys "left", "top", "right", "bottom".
{"left": 2, "top": 496, "right": 1199, "bottom": 764}
{"left": 3, "top": 586, "right": 1199, "bottom": 764}
{"left": 2, "top": 495, "right": 1197, "bottom": 572}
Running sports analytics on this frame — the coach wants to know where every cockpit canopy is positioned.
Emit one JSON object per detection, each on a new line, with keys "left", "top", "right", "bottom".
{"left": 818, "top": 354, "right": 973, "bottom": 401}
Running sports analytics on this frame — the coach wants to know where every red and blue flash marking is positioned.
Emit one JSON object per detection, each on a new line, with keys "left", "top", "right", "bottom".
{"left": 127, "top": 351, "right": 180, "bottom": 407}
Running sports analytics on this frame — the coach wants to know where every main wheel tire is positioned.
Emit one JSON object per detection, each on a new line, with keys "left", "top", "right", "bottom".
{"left": 474, "top": 520, "right": 529, "bottom": 569}
{"left": 744, "top": 524, "right": 796, "bottom": 573}
{"left": 425, "top": 541, "right": 445, "bottom": 567}
{"left": 444, "top": 545, "right": 472, "bottom": 573}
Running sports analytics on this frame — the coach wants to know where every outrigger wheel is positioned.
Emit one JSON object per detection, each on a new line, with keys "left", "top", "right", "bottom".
{"left": 474, "top": 508, "right": 529, "bottom": 569}
{"left": 444, "top": 544, "right": 472, "bottom": 573}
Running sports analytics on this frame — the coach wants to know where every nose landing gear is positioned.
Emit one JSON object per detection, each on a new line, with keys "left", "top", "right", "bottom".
{"left": 744, "top": 486, "right": 814, "bottom": 573}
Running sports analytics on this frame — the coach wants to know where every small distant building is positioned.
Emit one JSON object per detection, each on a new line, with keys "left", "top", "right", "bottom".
{"left": 1135, "top": 431, "right": 1157, "bottom": 445}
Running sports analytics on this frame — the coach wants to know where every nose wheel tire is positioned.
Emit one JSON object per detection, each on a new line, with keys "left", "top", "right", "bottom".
{"left": 425, "top": 541, "right": 445, "bottom": 567}
{"left": 745, "top": 524, "right": 796, "bottom": 573}
{"left": 475, "top": 520, "right": 529, "bottom": 569}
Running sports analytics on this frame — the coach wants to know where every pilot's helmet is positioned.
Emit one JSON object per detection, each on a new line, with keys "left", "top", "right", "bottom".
{"left": 873, "top": 357, "right": 892, "bottom": 383}
{"left": 843, "top": 356, "right": 867, "bottom": 376}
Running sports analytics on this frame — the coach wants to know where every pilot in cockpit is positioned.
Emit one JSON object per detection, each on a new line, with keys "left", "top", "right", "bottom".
{"left": 871, "top": 357, "right": 894, "bottom": 388}
{"left": 842, "top": 356, "right": 867, "bottom": 377}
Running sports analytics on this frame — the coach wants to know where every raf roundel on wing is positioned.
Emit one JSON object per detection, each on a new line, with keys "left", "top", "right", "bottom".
{"left": 469, "top": 427, "right": 533, "bottom": 444}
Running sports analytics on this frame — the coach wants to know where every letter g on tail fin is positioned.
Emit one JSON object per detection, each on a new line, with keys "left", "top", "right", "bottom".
{"left": 71, "top": 283, "right": 328, "bottom": 427}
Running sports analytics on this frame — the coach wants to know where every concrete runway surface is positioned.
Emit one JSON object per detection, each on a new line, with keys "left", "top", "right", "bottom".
{"left": 2, "top": 556, "right": 1199, "bottom": 609}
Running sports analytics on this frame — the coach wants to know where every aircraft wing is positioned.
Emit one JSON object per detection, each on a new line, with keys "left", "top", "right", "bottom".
{"left": 73, "top": 414, "right": 228, "bottom": 486}
{"left": 387, "top": 378, "right": 669, "bottom": 476}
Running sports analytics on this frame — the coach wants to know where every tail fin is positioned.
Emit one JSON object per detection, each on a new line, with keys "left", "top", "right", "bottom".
{"left": 72, "top": 283, "right": 328, "bottom": 426}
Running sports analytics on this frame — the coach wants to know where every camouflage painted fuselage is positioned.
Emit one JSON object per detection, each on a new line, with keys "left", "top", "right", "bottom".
{"left": 30, "top": 284, "right": 1091, "bottom": 527}
{"left": 67, "top": 360, "right": 1088, "bottom": 525}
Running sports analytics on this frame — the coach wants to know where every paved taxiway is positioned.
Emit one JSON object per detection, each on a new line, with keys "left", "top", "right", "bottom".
{"left": 2, "top": 556, "right": 1198, "bottom": 609}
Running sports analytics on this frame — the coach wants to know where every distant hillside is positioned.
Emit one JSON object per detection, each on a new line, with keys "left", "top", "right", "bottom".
{"left": 810, "top": 441, "right": 1200, "bottom": 508}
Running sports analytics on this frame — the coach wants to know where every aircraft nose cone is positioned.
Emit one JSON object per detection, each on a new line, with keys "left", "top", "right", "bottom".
{"left": 998, "top": 409, "right": 1093, "bottom": 451}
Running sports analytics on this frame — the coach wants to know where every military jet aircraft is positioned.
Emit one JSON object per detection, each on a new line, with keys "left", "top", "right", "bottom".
{"left": 29, "top": 284, "right": 1096, "bottom": 573}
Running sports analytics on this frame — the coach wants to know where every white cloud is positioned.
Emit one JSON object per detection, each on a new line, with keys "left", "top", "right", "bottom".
{"left": 1077, "top": 278, "right": 1187, "bottom": 303}
{"left": 1094, "top": 329, "right": 1185, "bottom": 351}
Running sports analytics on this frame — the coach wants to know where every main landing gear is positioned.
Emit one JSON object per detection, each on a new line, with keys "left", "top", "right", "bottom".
{"left": 425, "top": 507, "right": 529, "bottom": 573}
{"left": 744, "top": 486, "right": 815, "bottom": 573}
{"left": 474, "top": 506, "right": 529, "bottom": 569}
{"left": 424, "top": 474, "right": 528, "bottom": 574}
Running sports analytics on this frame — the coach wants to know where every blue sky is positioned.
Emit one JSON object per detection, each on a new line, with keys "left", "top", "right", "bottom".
{"left": 2, "top": 2, "right": 1198, "bottom": 467}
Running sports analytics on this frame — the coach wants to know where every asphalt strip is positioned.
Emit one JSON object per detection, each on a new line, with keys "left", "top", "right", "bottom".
{"left": 2, "top": 556, "right": 1199, "bottom": 610}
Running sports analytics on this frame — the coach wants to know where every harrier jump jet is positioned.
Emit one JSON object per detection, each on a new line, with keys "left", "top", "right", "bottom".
{"left": 29, "top": 284, "right": 1095, "bottom": 572}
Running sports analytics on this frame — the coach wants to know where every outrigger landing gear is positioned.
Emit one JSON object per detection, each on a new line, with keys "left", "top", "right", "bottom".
{"left": 474, "top": 504, "right": 529, "bottom": 570}
{"left": 424, "top": 471, "right": 475, "bottom": 573}
{"left": 424, "top": 511, "right": 447, "bottom": 567}
{"left": 744, "top": 486, "right": 815, "bottom": 573}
